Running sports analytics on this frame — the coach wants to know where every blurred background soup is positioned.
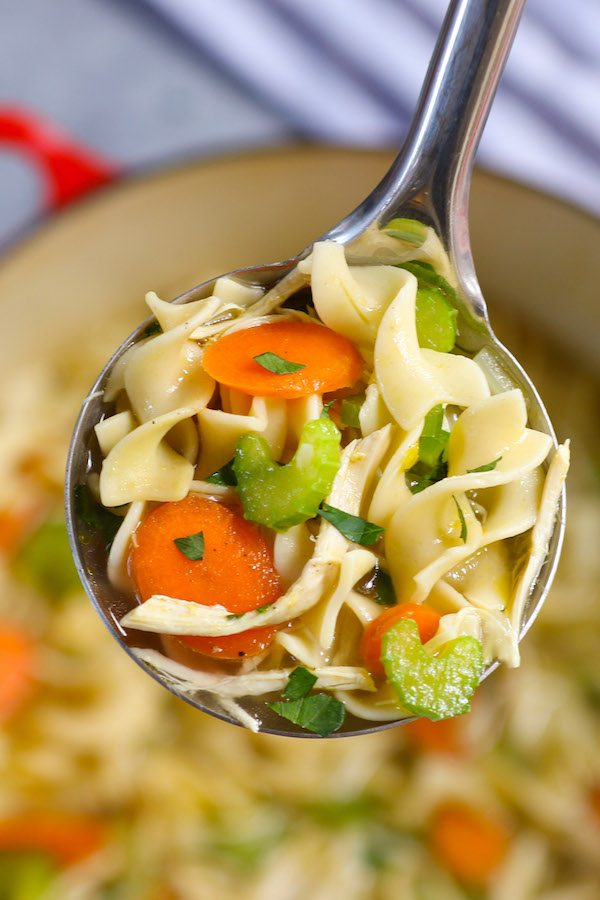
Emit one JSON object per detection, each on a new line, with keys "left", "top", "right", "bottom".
{"left": 1, "top": 1, "right": 599, "bottom": 897}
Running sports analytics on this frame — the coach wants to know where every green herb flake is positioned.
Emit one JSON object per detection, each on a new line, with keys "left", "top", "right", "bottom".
{"left": 253, "top": 351, "right": 306, "bottom": 375}
{"left": 320, "top": 399, "right": 336, "bottom": 420}
{"left": 140, "top": 319, "right": 163, "bottom": 338}
{"left": 306, "top": 794, "right": 381, "bottom": 828}
{"left": 467, "top": 456, "right": 502, "bottom": 473}
{"left": 174, "top": 531, "right": 205, "bottom": 561}
{"left": 452, "top": 495, "right": 468, "bottom": 543}
{"left": 341, "top": 394, "right": 365, "bottom": 428}
{"left": 204, "top": 459, "right": 238, "bottom": 486}
{"left": 74, "top": 483, "right": 122, "bottom": 550}
{"left": 284, "top": 666, "right": 318, "bottom": 700}
{"left": 356, "top": 565, "right": 396, "bottom": 606}
{"left": 380, "top": 217, "right": 427, "bottom": 247}
{"left": 317, "top": 504, "right": 384, "bottom": 546}
{"left": 267, "top": 693, "right": 346, "bottom": 737}
{"left": 256, "top": 603, "right": 274, "bottom": 614}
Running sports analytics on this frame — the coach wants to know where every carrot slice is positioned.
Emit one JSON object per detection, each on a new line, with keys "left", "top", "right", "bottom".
{"left": 202, "top": 321, "right": 363, "bottom": 398}
{"left": 0, "top": 623, "right": 36, "bottom": 722}
{"left": 0, "top": 812, "right": 105, "bottom": 866}
{"left": 429, "top": 802, "right": 510, "bottom": 887}
{"left": 0, "top": 503, "right": 40, "bottom": 555}
{"left": 360, "top": 602, "right": 440, "bottom": 679}
{"left": 403, "top": 716, "right": 462, "bottom": 754}
{"left": 130, "top": 496, "right": 282, "bottom": 659}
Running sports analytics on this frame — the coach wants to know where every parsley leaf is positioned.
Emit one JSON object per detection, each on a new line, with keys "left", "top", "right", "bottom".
{"left": 341, "top": 394, "right": 365, "bottom": 428}
{"left": 253, "top": 352, "right": 306, "bottom": 375}
{"left": 452, "top": 496, "right": 468, "bottom": 543}
{"left": 320, "top": 400, "right": 336, "bottom": 420}
{"left": 268, "top": 693, "right": 346, "bottom": 737}
{"left": 356, "top": 565, "right": 396, "bottom": 606}
{"left": 317, "top": 504, "right": 384, "bottom": 546}
{"left": 140, "top": 319, "right": 163, "bottom": 338}
{"left": 174, "top": 531, "right": 205, "bottom": 560}
{"left": 284, "top": 666, "right": 318, "bottom": 700}
{"left": 205, "top": 459, "right": 238, "bottom": 486}
{"left": 73, "top": 484, "right": 122, "bottom": 550}
{"left": 467, "top": 456, "right": 502, "bottom": 473}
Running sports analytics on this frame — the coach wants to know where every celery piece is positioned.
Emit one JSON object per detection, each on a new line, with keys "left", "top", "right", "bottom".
{"left": 381, "top": 619, "right": 483, "bottom": 720}
{"left": 415, "top": 287, "right": 457, "bottom": 352}
{"left": 396, "top": 260, "right": 459, "bottom": 353}
{"left": 398, "top": 260, "right": 457, "bottom": 301}
{"left": 405, "top": 405, "right": 449, "bottom": 494}
{"left": 0, "top": 852, "right": 55, "bottom": 900}
{"left": 380, "top": 217, "right": 427, "bottom": 247}
{"left": 418, "top": 405, "right": 449, "bottom": 468}
{"left": 14, "top": 519, "right": 81, "bottom": 601}
{"left": 233, "top": 417, "right": 341, "bottom": 531}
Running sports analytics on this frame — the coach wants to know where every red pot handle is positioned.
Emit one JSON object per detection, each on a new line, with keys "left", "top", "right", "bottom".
{"left": 0, "top": 107, "right": 119, "bottom": 211}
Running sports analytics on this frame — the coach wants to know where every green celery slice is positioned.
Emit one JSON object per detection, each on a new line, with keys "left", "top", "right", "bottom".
{"left": 14, "top": 518, "right": 81, "bottom": 601}
{"left": 233, "top": 417, "right": 341, "bottom": 531}
{"left": 395, "top": 260, "right": 458, "bottom": 352}
{"left": 381, "top": 619, "right": 483, "bottom": 721}
{"left": 415, "top": 287, "right": 457, "bottom": 352}
{"left": 380, "top": 218, "right": 427, "bottom": 247}
{"left": 418, "top": 404, "right": 449, "bottom": 467}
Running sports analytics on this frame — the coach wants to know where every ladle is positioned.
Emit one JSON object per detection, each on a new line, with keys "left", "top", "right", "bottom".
{"left": 66, "top": 0, "right": 566, "bottom": 737}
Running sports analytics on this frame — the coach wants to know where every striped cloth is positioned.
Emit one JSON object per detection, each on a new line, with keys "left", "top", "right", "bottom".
{"left": 144, "top": 0, "right": 600, "bottom": 216}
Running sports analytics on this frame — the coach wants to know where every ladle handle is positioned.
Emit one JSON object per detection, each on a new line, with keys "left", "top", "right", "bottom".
{"left": 328, "top": 0, "right": 527, "bottom": 250}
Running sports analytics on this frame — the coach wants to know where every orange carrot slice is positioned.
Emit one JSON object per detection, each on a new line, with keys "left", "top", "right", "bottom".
{"left": 429, "top": 802, "right": 510, "bottom": 887}
{"left": 0, "top": 504, "right": 40, "bottom": 555}
{"left": 202, "top": 321, "right": 363, "bottom": 398}
{"left": 0, "top": 623, "right": 36, "bottom": 722}
{"left": 403, "top": 716, "right": 462, "bottom": 754}
{"left": 130, "top": 496, "right": 282, "bottom": 659}
{"left": 0, "top": 812, "right": 105, "bottom": 866}
{"left": 360, "top": 602, "right": 440, "bottom": 679}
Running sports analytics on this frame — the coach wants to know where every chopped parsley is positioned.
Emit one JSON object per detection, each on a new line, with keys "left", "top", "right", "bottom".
{"left": 204, "top": 459, "right": 238, "bottom": 486}
{"left": 74, "top": 483, "right": 122, "bottom": 550}
{"left": 467, "top": 457, "right": 502, "bottom": 473}
{"left": 267, "top": 666, "right": 346, "bottom": 737}
{"left": 253, "top": 352, "right": 306, "bottom": 375}
{"left": 452, "top": 495, "right": 468, "bottom": 543}
{"left": 173, "top": 531, "right": 205, "bottom": 561}
{"left": 317, "top": 504, "right": 384, "bottom": 546}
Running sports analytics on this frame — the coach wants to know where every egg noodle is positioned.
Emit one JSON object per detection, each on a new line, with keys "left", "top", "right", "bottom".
{"left": 0, "top": 278, "right": 596, "bottom": 897}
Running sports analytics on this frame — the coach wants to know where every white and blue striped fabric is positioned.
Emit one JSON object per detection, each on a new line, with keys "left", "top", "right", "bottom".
{"left": 145, "top": 0, "right": 600, "bottom": 216}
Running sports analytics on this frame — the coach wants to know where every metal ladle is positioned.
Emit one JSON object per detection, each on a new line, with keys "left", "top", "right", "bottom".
{"left": 66, "top": 0, "right": 566, "bottom": 737}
